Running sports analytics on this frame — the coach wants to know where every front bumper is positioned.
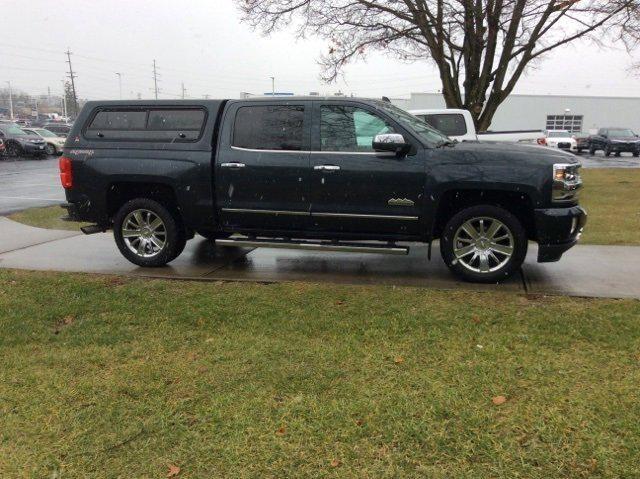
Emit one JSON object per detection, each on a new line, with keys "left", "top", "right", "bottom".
{"left": 609, "top": 143, "right": 640, "bottom": 153}
{"left": 535, "top": 205, "right": 587, "bottom": 262}
{"left": 21, "top": 142, "right": 47, "bottom": 154}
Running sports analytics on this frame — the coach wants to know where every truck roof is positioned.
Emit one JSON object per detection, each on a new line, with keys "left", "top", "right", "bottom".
{"left": 81, "top": 97, "right": 387, "bottom": 108}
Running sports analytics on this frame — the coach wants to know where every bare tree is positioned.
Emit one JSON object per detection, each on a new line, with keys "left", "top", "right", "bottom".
{"left": 237, "top": 0, "right": 640, "bottom": 131}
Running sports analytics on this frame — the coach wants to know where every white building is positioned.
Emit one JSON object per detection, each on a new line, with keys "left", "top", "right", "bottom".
{"left": 394, "top": 92, "right": 640, "bottom": 133}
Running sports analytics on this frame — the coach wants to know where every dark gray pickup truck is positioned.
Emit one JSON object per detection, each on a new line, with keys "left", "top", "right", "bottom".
{"left": 60, "top": 98, "right": 586, "bottom": 283}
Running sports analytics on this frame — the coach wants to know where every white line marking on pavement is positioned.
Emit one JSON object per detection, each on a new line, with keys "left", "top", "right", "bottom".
{"left": 0, "top": 196, "right": 63, "bottom": 201}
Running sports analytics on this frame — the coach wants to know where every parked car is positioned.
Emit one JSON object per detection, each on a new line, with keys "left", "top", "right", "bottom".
{"left": 0, "top": 123, "right": 47, "bottom": 157}
{"left": 42, "top": 123, "right": 72, "bottom": 137}
{"left": 22, "top": 128, "right": 65, "bottom": 155}
{"left": 589, "top": 127, "right": 640, "bottom": 157}
{"left": 409, "top": 108, "right": 545, "bottom": 143}
{"left": 573, "top": 133, "right": 590, "bottom": 153}
{"left": 544, "top": 130, "right": 578, "bottom": 153}
{"left": 61, "top": 98, "right": 586, "bottom": 283}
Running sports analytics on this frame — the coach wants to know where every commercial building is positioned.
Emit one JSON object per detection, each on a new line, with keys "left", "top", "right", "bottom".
{"left": 394, "top": 92, "right": 640, "bottom": 133}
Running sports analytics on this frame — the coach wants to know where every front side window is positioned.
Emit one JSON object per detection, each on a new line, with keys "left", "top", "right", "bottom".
{"left": 608, "top": 129, "right": 635, "bottom": 137}
{"left": 320, "top": 105, "right": 395, "bottom": 152}
{"left": 233, "top": 105, "right": 304, "bottom": 151}
{"left": 374, "top": 101, "right": 449, "bottom": 146}
{"left": 421, "top": 113, "right": 467, "bottom": 137}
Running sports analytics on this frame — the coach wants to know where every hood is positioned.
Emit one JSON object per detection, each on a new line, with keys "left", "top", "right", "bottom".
{"left": 610, "top": 136, "right": 640, "bottom": 142}
{"left": 448, "top": 140, "right": 580, "bottom": 166}
{"left": 20, "top": 134, "right": 46, "bottom": 143}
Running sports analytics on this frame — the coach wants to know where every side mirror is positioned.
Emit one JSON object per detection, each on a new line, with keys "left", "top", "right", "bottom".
{"left": 372, "top": 133, "right": 410, "bottom": 155}
{"left": 602, "top": 134, "right": 607, "bottom": 138}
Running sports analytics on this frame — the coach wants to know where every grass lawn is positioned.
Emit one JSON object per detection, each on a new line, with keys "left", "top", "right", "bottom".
{"left": 8, "top": 205, "right": 87, "bottom": 232}
{"left": 6, "top": 168, "right": 640, "bottom": 245}
{"left": 1, "top": 269, "right": 639, "bottom": 478}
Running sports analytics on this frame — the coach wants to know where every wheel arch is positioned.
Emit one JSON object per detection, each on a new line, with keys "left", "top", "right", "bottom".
{"left": 430, "top": 187, "right": 537, "bottom": 241}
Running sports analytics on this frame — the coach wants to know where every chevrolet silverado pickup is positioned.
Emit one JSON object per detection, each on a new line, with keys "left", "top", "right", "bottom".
{"left": 60, "top": 98, "right": 586, "bottom": 283}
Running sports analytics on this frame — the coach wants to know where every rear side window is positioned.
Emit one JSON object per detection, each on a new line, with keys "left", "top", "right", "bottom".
{"left": 147, "top": 109, "right": 205, "bottom": 130}
{"left": 89, "top": 110, "right": 147, "bottom": 130}
{"left": 85, "top": 108, "right": 205, "bottom": 142}
{"left": 421, "top": 113, "right": 467, "bottom": 137}
{"left": 233, "top": 105, "right": 304, "bottom": 151}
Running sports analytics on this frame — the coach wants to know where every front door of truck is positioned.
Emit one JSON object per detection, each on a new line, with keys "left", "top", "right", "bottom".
{"left": 216, "top": 101, "right": 311, "bottom": 231}
{"left": 308, "top": 102, "right": 426, "bottom": 235}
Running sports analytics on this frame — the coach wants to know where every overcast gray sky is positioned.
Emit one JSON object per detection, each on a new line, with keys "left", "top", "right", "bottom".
{"left": 2, "top": 0, "right": 639, "bottom": 100}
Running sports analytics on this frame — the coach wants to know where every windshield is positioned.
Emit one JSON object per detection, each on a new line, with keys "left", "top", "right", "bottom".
{"left": 5, "top": 125, "right": 27, "bottom": 135}
{"left": 374, "top": 101, "right": 450, "bottom": 146}
{"left": 609, "top": 129, "right": 635, "bottom": 137}
{"left": 34, "top": 129, "right": 58, "bottom": 138}
{"left": 547, "top": 131, "right": 570, "bottom": 138}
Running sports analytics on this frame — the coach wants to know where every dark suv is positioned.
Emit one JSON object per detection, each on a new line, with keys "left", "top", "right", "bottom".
{"left": 0, "top": 123, "right": 47, "bottom": 157}
{"left": 61, "top": 98, "right": 586, "bottom": 283}
{"left": 589, "top": 127, "right": 640, "bottom": 157}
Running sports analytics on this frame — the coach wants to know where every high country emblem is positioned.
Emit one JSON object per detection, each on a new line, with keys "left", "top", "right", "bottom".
{"left": 388, "top": 198, "right": 415, "bottom": 207}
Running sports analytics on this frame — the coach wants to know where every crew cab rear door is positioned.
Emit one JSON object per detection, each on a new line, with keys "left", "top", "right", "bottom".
{"left": 215, "top": 101, "right": 312, "bottom": 231}
{"left": 308, "top": 101, "right": 426, "bottom": 235}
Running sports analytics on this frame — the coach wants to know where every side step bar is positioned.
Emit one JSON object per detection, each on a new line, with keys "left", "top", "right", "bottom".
{"left": 216, "top": 238, "right": 409, "bottom": 255}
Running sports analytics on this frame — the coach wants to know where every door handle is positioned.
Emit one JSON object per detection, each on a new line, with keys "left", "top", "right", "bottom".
{"left": 221, "top": 162, "right": 246, "bottom": 169}
{"left": 314, "top": 165, "right": 340, "bottom": 171}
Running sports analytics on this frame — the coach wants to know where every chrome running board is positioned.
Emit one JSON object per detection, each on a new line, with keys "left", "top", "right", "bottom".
{"left": 216, "top": 238, "right": 409, "bottom": 255}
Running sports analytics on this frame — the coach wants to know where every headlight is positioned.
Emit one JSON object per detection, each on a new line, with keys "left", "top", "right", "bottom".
{"left": 552, "top": 163, "right": 582, "bottom": 203}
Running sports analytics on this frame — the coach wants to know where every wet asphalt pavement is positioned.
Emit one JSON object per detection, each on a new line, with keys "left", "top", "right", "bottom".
{"left": 0, "top": 150, "right": 637, "bottom": 215}
{"left": 0, "top": 156, "right": 65, "bottom": 214}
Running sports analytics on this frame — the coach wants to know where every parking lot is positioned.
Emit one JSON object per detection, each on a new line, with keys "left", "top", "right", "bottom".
{"left": 0, "top": 155, "right": 65, "bottom": 214}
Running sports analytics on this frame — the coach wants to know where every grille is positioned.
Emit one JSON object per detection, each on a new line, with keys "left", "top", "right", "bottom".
{"left": 558, "top": 142, "right": 571, "bottom": 149}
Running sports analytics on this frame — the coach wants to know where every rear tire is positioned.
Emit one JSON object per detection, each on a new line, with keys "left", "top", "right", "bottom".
{"left": 604, "top": 145, "right": 612, "bottom": 157}
{"left": 440, "top": 205, "right": 528, "bottom": 283}
{"left": 45, "top": 144, "right": 56, "bottom": 156}
{"left": 113, "top": 198, "right": 186, "bottom": 267}
{"left": 633, "top": 151, "right": 639, "bottom": 158}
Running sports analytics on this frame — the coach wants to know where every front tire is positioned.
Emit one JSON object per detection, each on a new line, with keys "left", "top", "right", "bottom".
{"left": 440, "top": 205, "right": 528, "bottom": 283}
{"left": 45, "top": 144, "right": 56, "bottom": 156}
{"left": 113, "top": 198, "right": 186, "bottom": 267}
{"left": 589, "top": 145, "right": 596, "bottom": 155}
{"left": 604, "top": 145, "right": 612, "bottom": 157}
{"left": 6, "top": 142, "right": 22, "bottom": 157}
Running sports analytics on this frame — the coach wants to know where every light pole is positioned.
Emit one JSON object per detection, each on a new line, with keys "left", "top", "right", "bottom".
{"left": 6, "top": 81, "right": 14, "bottom": 119}
{"left": 564, "top": 108, "right": 571, "bottom": 132}
{"left": 116, "top": 72, "right": 122, "bottom": 99}
{"left": 270, "top": 76, "right": 275, "bottom": 96}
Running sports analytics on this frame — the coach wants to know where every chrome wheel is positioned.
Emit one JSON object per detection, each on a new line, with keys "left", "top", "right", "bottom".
{"left": 122, "top": 209, "right": 167, "bottom": 258}
{"left": 453, "top": 217, "right": 514, "bottom": 273}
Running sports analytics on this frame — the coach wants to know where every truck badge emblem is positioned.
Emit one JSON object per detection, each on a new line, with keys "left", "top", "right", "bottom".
{"left": 388, "top": 198, "right": 415, "bottom": 207}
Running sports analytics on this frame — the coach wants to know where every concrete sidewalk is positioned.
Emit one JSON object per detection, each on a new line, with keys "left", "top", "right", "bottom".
{"left": 0, "top": 218, "right": 638, "bottom": 299}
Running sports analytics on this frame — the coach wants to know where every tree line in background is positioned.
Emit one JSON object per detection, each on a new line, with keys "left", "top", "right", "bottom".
{"left": 238, "top": 0, "right": 640, "bottom": 131}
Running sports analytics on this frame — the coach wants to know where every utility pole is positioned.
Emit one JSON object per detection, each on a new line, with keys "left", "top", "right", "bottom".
{"left": 152, "top": 60, "right": 159, "bottom": 99}
{"left": 270, "top": 76, "right": 275, "bottom": 96}
{"left": 5, "top": 81, "right": 13, "bottom": 119}
{"left": 181, "top": 82, "right": 187, "bottom": 99}
{"left": 203, "top": 94, "right": 210, "bottom": 99}
{"left": 61, "top": 80, "right": 67, "bottom": 117}
{"left": 65, "top": 49, "right": 78, "bottom": 116}
{"left": 116, "top": 72, "right": 122, "bottom": 99}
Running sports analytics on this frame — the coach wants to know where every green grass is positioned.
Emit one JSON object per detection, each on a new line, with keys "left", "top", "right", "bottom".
{"left": 579, "top": 169, "right": 640, "bottom": 245}
{"left": 6, "top": 168, "right": 640, "bottom": 245}
{"left": 8, "top": 205, "right": 86, "bottom": 231}
{"left": 1, "top": 269, "right": 639, "bottom": 478}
